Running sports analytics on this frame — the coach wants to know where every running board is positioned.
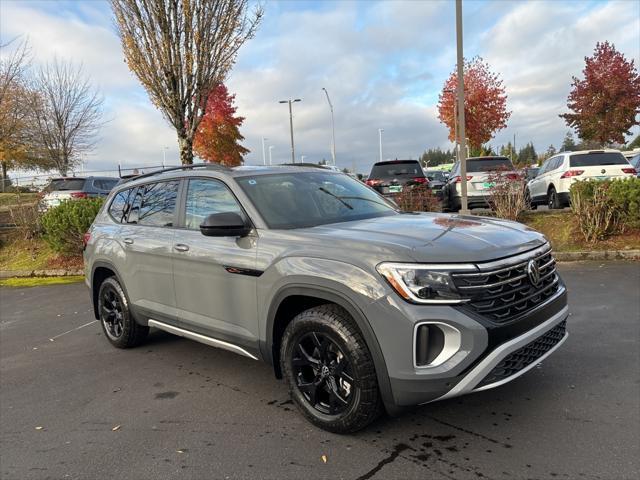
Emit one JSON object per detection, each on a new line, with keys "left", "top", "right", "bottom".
{"left": 148, "top": 319, "right": 259, "bottom": 361}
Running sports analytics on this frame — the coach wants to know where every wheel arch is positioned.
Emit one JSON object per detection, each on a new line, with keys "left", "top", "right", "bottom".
{"left": 90, "top": 261, "right": 128, "bottom": 321}
{"left": 264, "top": 285, "right": 399, "bottom": 415}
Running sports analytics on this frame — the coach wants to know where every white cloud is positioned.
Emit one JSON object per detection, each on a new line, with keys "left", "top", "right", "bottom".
{"left": 1, "top": 0, "right": 638, "bottom": 178}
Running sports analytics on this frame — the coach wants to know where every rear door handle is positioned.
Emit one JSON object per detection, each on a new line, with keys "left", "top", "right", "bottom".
{"left": 123, "top": 238, "right": 134, "bottom": 245}
{"left": 174, "top": 244, "right": 189, "bottom": 252}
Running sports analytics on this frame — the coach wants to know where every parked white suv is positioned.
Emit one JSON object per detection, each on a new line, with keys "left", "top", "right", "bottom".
{"left": 526, "top": 150, "right": 636, "bottom": 209}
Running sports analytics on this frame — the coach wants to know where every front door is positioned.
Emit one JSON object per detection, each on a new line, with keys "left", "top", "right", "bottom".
{"left": 172, "top": 178, "right": 260, "bottom": 355}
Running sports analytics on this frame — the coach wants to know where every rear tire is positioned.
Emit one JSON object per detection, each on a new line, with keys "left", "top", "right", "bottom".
{"left": 98, "top": 277, "right": 148, "bottom": 348}
{"left": 525, "top": 189, "right": 537, "bottom": 210}
{"left": 548, "top": 186, "right": 560, "bottom": 209}
{"left": 280, "top": 304, "right": 382, "bottom": 433}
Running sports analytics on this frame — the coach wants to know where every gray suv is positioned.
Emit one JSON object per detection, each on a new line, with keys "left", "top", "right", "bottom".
{"left": 84, "top": 164, "right": 568, "bottom": 433}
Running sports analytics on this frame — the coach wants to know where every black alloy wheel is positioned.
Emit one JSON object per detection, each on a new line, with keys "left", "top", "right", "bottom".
{"left": 97, "top": 276, "right": 148, "bottom": 348}
{"left": 291, "top": 332, "right": 355, "bottom": 416}
{"left": 101, "top": 285, "right": 124, "bottom": 340}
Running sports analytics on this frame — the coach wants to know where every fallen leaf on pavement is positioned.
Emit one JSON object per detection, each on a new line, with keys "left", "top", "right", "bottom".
{"left": 321, "top": 455, "right": 327, "bottom": 463}
{"left": 112, "top": 425, "right": 121, "bottom": 431}
{"left": 35, "top": 426, "right": 43, "bottom": 430}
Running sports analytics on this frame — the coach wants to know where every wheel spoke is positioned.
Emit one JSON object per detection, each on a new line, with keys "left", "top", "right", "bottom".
{"left": 294, "top": 343, "right": 320, "bottom": 366}
{"left": 298, "top": 379, "right": 320, "bottom": 405}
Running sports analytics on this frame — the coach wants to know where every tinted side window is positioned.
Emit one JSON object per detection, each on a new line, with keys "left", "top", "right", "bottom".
{"left": 184, "top": 179, "right": 243, "bottom": 230}
{"left": 93, "top": 179, "right": 118, "bottom": 190}
{"left": 137, "top": 181, "right": 179, "bottom": 227}
{"left": 108, "top": 189, "right": 132, "bottom": 223}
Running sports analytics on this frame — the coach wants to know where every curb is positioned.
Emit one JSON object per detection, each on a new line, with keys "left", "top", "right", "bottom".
{"left": 554, "top": 250, "right": 640, "bottom": 261}
{"left": 0, "top": 269, "right": 84, "bottom": 279}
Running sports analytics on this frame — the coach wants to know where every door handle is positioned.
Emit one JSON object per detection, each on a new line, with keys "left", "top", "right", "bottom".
{"left": 123, "top": 238, "right": 134, "bottom": 245}
{"left": 174, "top": 244, "right": 190, "bottom": 252}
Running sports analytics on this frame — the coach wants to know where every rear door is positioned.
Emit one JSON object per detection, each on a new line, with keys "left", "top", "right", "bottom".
{"left": 118, "top": 180, "right": 180, "bottom": 323}
{"left": 528, "top": 157, "right": 553, "bottom": 200}
{"left": 172, "top": 177, "right": 259, "bottom": 356}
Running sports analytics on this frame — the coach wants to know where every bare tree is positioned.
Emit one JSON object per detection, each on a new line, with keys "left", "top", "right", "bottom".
{"left": 111, "top": 0, "right": 263, "bottom": 164}
{"left": 29, "top": 59, "right": 104, "bottom": 176}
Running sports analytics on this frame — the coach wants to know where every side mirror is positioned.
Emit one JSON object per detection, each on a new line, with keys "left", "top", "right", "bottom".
{"left": 200, "top": 212, "right": 251, "bottom": 237}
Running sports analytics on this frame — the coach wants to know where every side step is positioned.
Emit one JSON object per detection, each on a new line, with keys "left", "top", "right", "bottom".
{"left": 148, "top": 319, "right": 258, "bottom": 361}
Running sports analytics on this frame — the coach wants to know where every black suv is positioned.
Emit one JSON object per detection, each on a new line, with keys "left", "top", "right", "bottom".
{"left": 365, "top": 160, "right": 427, "bottom": 195}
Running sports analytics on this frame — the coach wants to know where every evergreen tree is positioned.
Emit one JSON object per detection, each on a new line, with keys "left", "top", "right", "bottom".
{"left": 560, "top": 131, "right": 577, "bottom": 152}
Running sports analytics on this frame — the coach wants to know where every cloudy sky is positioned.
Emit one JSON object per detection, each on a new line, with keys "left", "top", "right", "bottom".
{"left": 1, "top": 0, "right": 639, "bottom": 176}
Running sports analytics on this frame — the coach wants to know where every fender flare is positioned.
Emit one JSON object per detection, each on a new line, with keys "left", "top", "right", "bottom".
{"left": 264, "top": 284, "right": 400, "bottom": 415}
{"left": 90, "top": 261, "right": 130, "bottom": 320}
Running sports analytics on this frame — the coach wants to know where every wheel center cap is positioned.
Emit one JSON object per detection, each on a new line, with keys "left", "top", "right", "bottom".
{"left": 320, "top": 365, "right": 330, "bottom": 378}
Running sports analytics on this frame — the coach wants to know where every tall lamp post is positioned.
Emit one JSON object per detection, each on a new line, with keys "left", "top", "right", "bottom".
{"left": 279, "top": 98, "right": 301, "bottom": 163}
{"left": 268, "top": 145, "right": 274, "bottom": 165}
{"left": 322, "top": 88, "right": 336, "bottom": 166}
{"left": 261, "top": 137, "right": 268, "bottom": 165}
{"left": 455, "top": 0, "right": 469, "bottom": 214}
{"left": 378, "top": 128, "right": 384, "bottom": 162}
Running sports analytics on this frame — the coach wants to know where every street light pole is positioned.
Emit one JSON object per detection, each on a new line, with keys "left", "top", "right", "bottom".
{"left": 162, "top": 146, "right": 168, "bottom": 168}
{"left": 378, "top": 128, "right": 384, "bottom": 162}
{"left": 456, "top": 0, "right": 469, "bottom": 214}
{"left": 322, "top": 88, "right": 336, "bottom": 166}
{"left": 279, "top": 98, "right": 301, "bottom": 163}
{"left": 268, "top": 145, "right": 274, "bottom": 165}
{"left": 261, "top": 137, "right": 268, "bottom": 165}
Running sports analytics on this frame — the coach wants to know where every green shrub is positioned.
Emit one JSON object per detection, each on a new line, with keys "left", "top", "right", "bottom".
{"left": 41, "top": 198, "right": 105, "bottom": 254}
{"left": 608, "top": 177, "right": 640, "bottom": 229}
{"left": 569, "top": 180, "right": 617, "bottom": 244}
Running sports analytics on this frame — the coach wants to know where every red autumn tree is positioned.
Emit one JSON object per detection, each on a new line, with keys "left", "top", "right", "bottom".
{"left": 194, "top": 83, "right": 249, "bottom": 166}
{"left": 560, "top": 41, "right": 640, "bottom": 146}
{"left": 437, "top": 57, "right": 511, "bottom": 150}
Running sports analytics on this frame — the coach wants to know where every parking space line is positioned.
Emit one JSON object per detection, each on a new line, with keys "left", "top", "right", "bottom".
{"left": 49, "top": 320, "right": 98, "bottom": 342}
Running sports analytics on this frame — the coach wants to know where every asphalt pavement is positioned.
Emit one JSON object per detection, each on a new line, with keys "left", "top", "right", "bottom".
{"left": 1, "top": 262, "right": 639, "bottom": 480}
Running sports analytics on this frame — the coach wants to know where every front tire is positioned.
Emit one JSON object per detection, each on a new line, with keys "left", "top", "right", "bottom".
{"left": 280, "top": 304, "right": 382, "bottom": 433}
{"left": 98, "top": 277, "right": 148, "bottom": 348}
{"left": 548, "top": 186, "right": 560, "bottom": 209}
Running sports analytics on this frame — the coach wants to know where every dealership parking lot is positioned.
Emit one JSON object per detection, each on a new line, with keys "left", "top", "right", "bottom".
{"left": 1, "top": 262, "right": 638, "bottom": 480}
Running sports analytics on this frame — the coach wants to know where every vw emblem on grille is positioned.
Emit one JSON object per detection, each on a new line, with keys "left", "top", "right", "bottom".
{"left": 527, "top": 259, "right": 541, "bottom": 286}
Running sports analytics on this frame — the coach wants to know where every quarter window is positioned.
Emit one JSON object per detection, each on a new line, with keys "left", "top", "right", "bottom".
{"left": 184, "top": 179, "right": 243, "bottom": 230}
{"left": 137, "top": 181, "right": 179, "bottom": 227}
{"left": 108, "top": 188, "right": 132, "bottom": 223}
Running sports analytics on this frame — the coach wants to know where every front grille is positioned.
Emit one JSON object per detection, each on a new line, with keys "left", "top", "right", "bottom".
{"left": 475, "top": 320, "right": 567, "bottom": 389}
{"left": 452, "top": 247, "right": 560, "bottom": 323}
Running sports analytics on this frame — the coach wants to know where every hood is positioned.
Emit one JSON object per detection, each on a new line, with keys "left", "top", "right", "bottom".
{"left": 301, "top": 212, "right": 547, "bottom": 263}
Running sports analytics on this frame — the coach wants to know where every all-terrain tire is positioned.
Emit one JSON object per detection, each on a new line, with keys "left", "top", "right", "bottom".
{"left": 98, "top": 276, "right": 149, "bottom": 348}
{"left": 280, "top": 304, "right": 382, "bottom": 433}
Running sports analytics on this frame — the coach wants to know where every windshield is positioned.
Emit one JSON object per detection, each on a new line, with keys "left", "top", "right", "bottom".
{"left": 46, "top": 178, "right": 86, "bottom": 191}
{"left": 369, "top": 161, "right": 423, "bottom": 179}
{"left": 466, "top": 158, "right": 514, "bottom": 172}
{"left": 569, "top": 152, "right": 627, "bottom": 167}
{"left": 236, "top": 171, "right": 398, "bottom": 229}
{"left": 425, "top": 171, "right": 446, "bottom": 182}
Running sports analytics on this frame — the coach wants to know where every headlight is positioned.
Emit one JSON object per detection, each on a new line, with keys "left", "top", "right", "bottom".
{"left": 376, "top": 263, "right": 473, "bottom": 304}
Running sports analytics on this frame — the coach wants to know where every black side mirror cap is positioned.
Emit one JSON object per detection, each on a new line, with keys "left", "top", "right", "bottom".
{"left": 200, "top": 212, "right": 251, "bottom": 237}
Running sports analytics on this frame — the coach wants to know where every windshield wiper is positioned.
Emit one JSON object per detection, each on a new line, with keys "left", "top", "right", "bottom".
{"left": 337, "top": 195, "right": 397, "bottom": 210}
{"left": 318, "top": 187, "right": 353, "bottom": 210}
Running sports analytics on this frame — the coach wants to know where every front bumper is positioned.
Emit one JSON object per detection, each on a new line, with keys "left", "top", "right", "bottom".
{"left": 364, "top": 276, "right": 568, "bottom": 408}
{"left": 428, "top": 304, "right": 568, "bottom": 402}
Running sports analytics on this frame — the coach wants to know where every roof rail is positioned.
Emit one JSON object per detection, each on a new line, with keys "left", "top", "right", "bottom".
{"left": 120, "top": 163, "right": 231, "bottom": 183}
